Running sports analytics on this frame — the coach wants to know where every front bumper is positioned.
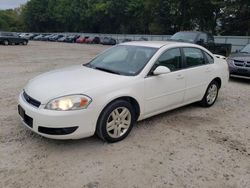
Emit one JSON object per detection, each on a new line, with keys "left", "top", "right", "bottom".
{"left": 18, "top": 93, "right": 98, "bottom": 139}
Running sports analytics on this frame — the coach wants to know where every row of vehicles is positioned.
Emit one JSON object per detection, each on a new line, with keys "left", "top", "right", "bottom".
{"left": 1, "top": 31, "right": 232, "bottom": 56}
{"left": 19, "top": 33, "right": 148, "bottom": 45}
{"left": 19, "top": 33, "right": 118, "bottom": 45}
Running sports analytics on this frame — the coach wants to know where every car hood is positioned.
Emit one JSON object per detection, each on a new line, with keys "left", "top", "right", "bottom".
{"left": 229, "top": 53, "right": 250, "bottom": 61}
{"left": 24, "top": 65, "right": 129, "bottom": 104}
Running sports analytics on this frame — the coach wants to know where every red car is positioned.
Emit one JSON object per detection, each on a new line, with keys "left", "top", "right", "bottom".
{"left": 76, "top": 36, "right": 89, "bottom": 43}
{"left": 85, "top": 37, "right": 101, "bottom": 44}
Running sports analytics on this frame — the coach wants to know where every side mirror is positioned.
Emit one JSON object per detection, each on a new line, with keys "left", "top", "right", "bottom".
{"left": 153, "top": 66, "right": 171, "bottom": 75}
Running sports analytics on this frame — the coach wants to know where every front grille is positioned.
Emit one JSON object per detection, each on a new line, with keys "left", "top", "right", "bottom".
{"left": 23, "top": 91, "right": 41, "bottom": 108}
{"left": 234, "top": 60, "right": 244, "bottom": 67}
{"left": 234, "top": 60, "right": 250, "bottom": 68}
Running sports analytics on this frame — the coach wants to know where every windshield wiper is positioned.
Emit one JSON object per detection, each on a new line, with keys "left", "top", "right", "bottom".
{"left": 240, "top": 51, "right": 250, "bottom": 54}
{"left": 94, "top": 66, "right": 121, "bottom": 75}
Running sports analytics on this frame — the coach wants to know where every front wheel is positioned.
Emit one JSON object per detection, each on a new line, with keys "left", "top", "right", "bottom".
{"left": 200, "top": 81, "right": 219, "bottom": 107}
{"left": 96, "top": 100, "right": 135, "bottom": 143}
{"left": 22, "top": 41, "right": 28, "bottom": 45}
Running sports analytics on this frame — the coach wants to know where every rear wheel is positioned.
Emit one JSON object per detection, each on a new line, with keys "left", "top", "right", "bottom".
{"left": 3, "top": 40, "right": 9, "bottom": 45}
{"left": 200, "top": 81, "right": 219, "bottom": 107}
{"left": 96, "top": 100, "right": 135, "bottom": 143}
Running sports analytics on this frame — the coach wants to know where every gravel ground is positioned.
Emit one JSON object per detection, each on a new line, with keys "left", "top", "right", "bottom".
{"left": 0, "top": 41, "right": 250, "bottom": 188}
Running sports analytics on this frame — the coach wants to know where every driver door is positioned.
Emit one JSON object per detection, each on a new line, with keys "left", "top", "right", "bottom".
{"left": 144, "top": 48, "right": 186, "bottom": 116}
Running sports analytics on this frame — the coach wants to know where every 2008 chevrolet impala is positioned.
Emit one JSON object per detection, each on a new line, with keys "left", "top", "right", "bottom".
{"left": 18, "top": 41, "right": 229, "bottom": 142}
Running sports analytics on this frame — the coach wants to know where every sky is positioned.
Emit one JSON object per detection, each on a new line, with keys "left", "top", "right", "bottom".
{"left": 0, "top": 0, "right": 28, "bottom": 10}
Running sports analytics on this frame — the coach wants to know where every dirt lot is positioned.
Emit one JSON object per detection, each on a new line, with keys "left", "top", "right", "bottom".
{"left": 0, "top": 41, "right": 250, "bottom": 188}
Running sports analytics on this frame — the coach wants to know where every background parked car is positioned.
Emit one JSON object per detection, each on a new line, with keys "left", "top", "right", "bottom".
{"left": 122, "top": 38, "right": 132, "bottom": 43}
{"left": 57, "top": 36, "right": 67, "bottom": 42}
{"left": 101, "top": 37, "right": 116, "bottom": 45}
{"left": 85, "top": 36, "right": 101, "bottom": 44}
{"left": 170, "top": 31, "right": 232, "bottom": 57}
{"left": 64, "top": 35, "right": 80, "bottom": 43}
{"left": 33, "top": 34, "right": 46, "bottom": 40}
{"left": 41, "top": 34, "right": 55, "bottom": 41}
{"left": 0, "top": 32, "right": 28, "bottom": 45}
{"left": 138, "top": 37, "right": 148, "bottom": 41}
{"left": 49, "top": 34, "right": 64, "bottom": 42}
{"left": 76, "top": 36, "right": 89, "bottom": 43}
{"left": 227, "top": 44, "right": 250, "bottom": 77}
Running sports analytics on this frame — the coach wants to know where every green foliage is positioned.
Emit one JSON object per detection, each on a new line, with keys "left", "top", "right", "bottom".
{"left": 220, "top": 0, "right": 250, "bottom": 35}
{"left": 0, "top": 9, "right": 24, "bottom": 31}
{"left": 0, "top": 0, "right": 249, "bottom": 35}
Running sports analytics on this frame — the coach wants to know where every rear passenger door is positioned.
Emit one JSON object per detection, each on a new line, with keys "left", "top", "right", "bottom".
{"left": 181, "top": 47, "right": 214, "bottom": 103}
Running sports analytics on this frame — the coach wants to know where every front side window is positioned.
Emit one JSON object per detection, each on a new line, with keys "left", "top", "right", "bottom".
{"left": 183, "top": 48, "right": 206, "bottom": 68}
{"left": 86, "top": 45, "right": 158, "bottom": 76}
{"left": 204, "top": 52, "right": 214, "bottom": 64}
{"left": 155, "top": 48, "right": 182, "bottom": 71}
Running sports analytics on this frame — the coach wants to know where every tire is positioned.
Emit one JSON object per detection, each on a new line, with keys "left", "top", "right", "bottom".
{"left": 200, "top": 80, "right": 219, "bottom": 107}
{"left": 22, "top": 41, "right": 28, "bottom": 45}
{"left": 96, "top": 100, "right": 135, "bottom": 143}
{"left": 3, "top": 40, "right": 9, "bottom": 45}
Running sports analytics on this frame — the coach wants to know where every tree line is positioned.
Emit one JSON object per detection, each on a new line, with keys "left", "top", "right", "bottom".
{"left": 0, "top": 0, "right": 249, "bottom": 36}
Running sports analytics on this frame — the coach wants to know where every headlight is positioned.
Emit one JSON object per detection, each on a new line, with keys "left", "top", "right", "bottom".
{"left": 45, "top": 95, "right": 92, "bottom": 111}
{"left": 226, "top": 58, "right": 234, "bottom": 65}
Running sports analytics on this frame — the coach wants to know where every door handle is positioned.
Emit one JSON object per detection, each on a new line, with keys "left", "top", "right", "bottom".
{"left": 176, "top": 74, "right": 184, "bottom": 80}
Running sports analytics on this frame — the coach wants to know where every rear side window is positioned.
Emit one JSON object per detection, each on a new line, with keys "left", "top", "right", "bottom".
{"left": 156, "top": 48, "right": 182, "bottom": 71}
{"left": 183, "top": 48, "right": 206, "bottom": 68}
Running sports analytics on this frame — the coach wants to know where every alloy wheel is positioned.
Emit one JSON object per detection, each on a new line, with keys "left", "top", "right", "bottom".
{"left": 206, "top": 84, "right": 218, "bottom": 105}
{"left": 106, "top": 107, "right": 131, "bottom": 138}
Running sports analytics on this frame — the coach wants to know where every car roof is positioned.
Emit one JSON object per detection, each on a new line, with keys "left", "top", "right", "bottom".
{"left": 120, "top": 41, "right": 200, "bottom": 49}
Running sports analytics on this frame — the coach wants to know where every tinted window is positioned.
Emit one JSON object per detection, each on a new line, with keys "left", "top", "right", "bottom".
{"left": 171, "top": 32, "right": 197, "bottom": 42}
{"left": 205, "top": 52, "right": 214, "bottom": 64}
{"left": 155, "top": 48, "right": 182, "bottom": 71}
{"left": 183, "top": 48, "right": 206, "bottom": 67}
{"left": 198, "top": 34, "right": 207, "bottom": 43}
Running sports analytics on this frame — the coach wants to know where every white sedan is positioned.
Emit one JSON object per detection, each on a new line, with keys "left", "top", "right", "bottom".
{"left": 18, "top": 41, "right": 229, "bottom": 142}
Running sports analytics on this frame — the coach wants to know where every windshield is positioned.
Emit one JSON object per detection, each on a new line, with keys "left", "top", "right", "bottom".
{"left": 85, "top": 45, "right": 158, "bottom": 76}
{"left": 171, "top": 32, "right": 197, "bottom": 42}
{"left": 240, "top": 44, "right": 250, "bottom": 53}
